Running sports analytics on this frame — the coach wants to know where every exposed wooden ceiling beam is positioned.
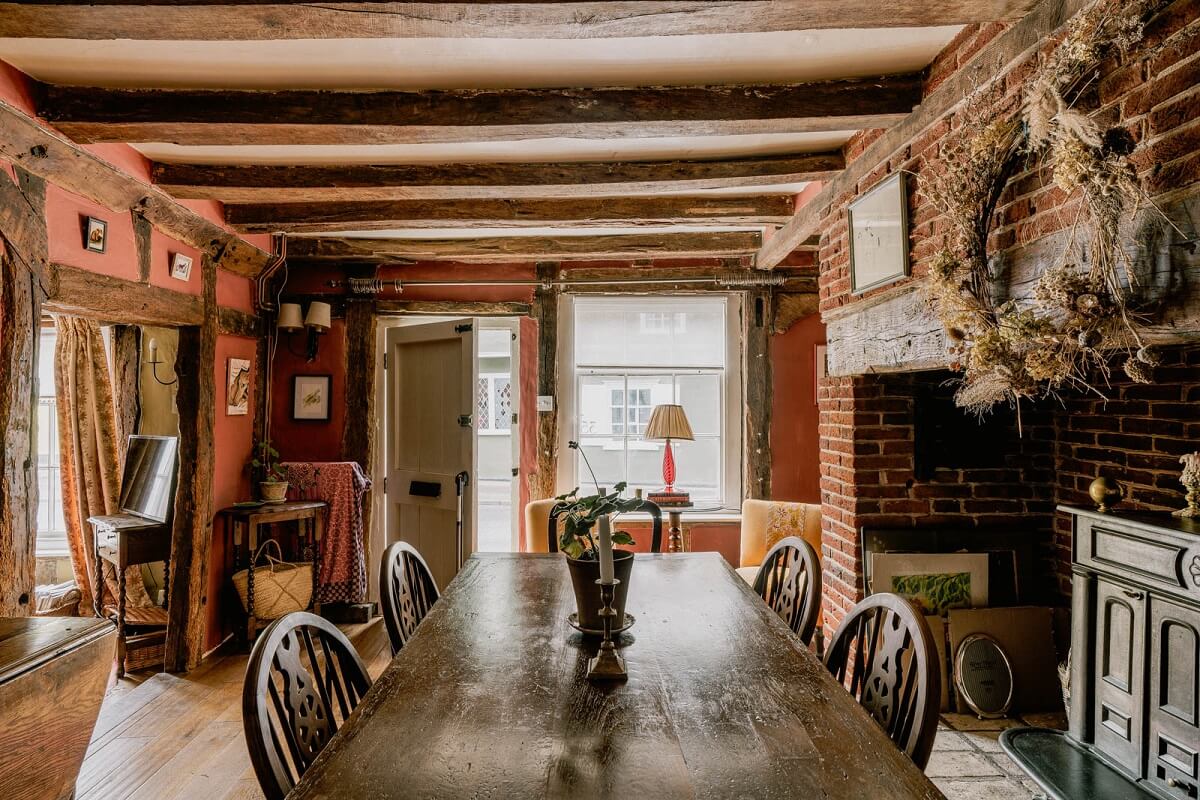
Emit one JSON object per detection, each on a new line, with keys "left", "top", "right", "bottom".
{"left": 0, "top": 2, "right": 1041, "bottom": 41}
{"left": 756, "top": 0, "right": 1091, "bottom": 269}
{"left": 152, "top": 153, "right": 844, "bottom": 203}
{"left": 285, "top": 231, "right": 763, "bottom": 264}
{"left": 0, "top": 97, "right": 270, "bottom": 276}
{"left": 39, "top": 78, "right": 923, "bottom": 146}
{"left": 227, "top": 196, "right": 795, "bottom": 233}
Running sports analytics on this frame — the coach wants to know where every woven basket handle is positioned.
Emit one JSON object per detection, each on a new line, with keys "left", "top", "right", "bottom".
{"left": 252, "top": 539, "right": 297, "bottom": 572}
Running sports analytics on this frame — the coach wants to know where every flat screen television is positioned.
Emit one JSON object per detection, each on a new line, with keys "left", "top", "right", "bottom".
{"left": 119, "top": 435, "right": 179, "bottom": 524}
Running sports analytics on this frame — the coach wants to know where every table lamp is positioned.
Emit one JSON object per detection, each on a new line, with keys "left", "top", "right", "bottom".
{"left": 644, "top": 403, "right": 694, "bottom": 504}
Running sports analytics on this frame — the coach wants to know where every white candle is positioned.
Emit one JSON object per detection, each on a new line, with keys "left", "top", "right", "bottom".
{"left": 598, "top": 514, "right": 614, "bottom": 584}
{"left": 148, "top": 338, "right": 157, "bottom": 361}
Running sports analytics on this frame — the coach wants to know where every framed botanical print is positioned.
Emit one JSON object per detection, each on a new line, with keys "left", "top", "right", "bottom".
{"left": 292, "top": 374, "right": 331, "bottom": 421}
{"left": 226, "top": 358, "right": 251, "bottom": 416}
{"left": 848, "top": 172, "right": 909, "bottom": 294}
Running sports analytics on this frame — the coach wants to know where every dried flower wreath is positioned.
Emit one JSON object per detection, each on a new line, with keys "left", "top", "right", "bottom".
{"left": 920, "top": 0, "right": 1167, "bottom": 415}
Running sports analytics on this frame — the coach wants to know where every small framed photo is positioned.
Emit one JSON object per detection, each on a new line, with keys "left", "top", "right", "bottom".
{"left": 226, "top": 358, "right": 251, "bottom": 416}
{"left": 82, "top": 216, "right": 107, "bottom": 253}
{"left": 292, "top": 374, "right": 331, "bottom": 422}
{"left": 848, "top": 172, "right": 909, "bottom": 294}
{"left": 170, "top": 252, "right": 194, "bottom": 281}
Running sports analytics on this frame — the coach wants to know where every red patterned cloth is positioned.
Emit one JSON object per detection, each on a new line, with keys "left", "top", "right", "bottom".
{"left": 283, "top": 461, "right": 372, "bottom": 604}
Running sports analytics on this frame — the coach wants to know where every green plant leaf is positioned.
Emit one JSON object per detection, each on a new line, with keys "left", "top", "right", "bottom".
{"left": 611, "top": 531, "right": 635, "bottom": 545}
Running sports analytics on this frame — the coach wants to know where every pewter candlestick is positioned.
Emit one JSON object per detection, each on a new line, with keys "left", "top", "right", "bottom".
{"left": 586, "top": 578, "right": 627, "bottom": 681}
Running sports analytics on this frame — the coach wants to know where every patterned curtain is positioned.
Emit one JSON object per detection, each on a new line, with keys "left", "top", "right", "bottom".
{"left": 54, "top": 316, "right": 152, "bottom": 614}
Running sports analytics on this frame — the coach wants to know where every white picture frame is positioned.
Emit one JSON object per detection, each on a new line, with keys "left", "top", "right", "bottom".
{"left": 848, "top": 172, "right": 909, "bottom": 294}
{"left": 170, "top": 252, "right": 194, "bottom": 281}
{"left": 226, "top": 358, "right": 251, "bottom": 416}
{"left": 871, "top": 552, "right": 989, "bottom": 615}
{"left": 292, "top": 374, "right": 331, "bottom": 421}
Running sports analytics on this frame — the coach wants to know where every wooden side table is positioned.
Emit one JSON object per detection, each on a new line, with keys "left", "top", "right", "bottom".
{"left": 220, "top": 501, "right": 326, "bottom": 643}
{"left": 656, "top": 502, "right": 694, "bottom": 552}
{"left": 88, "top": 515, "right": 171, "bottom": 678}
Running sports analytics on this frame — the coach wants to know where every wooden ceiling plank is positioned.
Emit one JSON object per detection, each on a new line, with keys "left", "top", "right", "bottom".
{"left": 227, "top": 196, "right": 795, "bottom": 233}
{"left": 0, "top": 96, "right": 271, "bottom": 276}
{"left": 151, "top": 153, "right": 845, "bottom": 202}
{"left": 39, "top": 78, "right": 923, "bottom": 145}
{"left": 0, "top": 2, "right": 1041, "bottom": 41}
{"left": 285, "top": 231, "right": 762, "bottom": 263}
{"left": 756, "top": 0, "right": 1092, "bottom": 269}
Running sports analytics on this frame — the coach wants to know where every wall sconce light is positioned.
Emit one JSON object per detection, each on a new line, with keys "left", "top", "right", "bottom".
{"left": 146, "top": 338, "right": 178, "bottom": 386}
{"left": 278, "top": 301, "right": 331, "bottom": 361}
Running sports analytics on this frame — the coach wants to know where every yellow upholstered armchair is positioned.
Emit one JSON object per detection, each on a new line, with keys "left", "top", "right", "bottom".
{"left": 523, "top": 498, "right": 558, "bottom": 553}
{"left": 735, "top": 500, "right": 822, "bottom": 584}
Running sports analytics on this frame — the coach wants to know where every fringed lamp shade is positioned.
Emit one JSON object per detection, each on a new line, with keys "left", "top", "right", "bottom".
{"left": 644, "top": 404, "right": 694, "bottom": 497}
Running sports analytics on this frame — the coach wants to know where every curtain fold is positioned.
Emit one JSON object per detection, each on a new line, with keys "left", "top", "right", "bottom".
{"left": 54, "top": 315, "right": 153, "bottom": 614}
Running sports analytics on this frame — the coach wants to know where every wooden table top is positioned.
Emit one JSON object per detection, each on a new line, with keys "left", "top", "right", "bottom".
{"left": 290, "top": 553, "right": 943, "bottom": 800}
{"left": 0, "top": 616, "right": 114, "bottom": 684}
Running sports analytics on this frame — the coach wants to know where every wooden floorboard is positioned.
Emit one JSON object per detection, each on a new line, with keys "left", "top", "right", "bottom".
{"left": 76, "top": 618, "right": 389, "bottom": 800}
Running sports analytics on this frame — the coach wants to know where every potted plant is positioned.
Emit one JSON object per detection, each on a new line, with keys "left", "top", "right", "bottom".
{"left": 556, "top": 442, "right": 643, "bottom": 630}
{"left": 251, "top": 440, "right": 288, "bottom": 504}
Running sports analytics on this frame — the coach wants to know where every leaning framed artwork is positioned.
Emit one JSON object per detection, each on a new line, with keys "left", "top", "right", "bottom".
{"left": 292, "top": 374, "right": 332, "bottom": 421}
{"left": 848, "top": 172, "right": 909, "bottom": 294}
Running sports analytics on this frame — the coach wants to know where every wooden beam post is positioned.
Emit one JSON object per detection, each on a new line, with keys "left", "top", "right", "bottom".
{"left": 133, "top": 212, "right": 152, "bottom": 284}
{"left": 529, "top": 262, "right": 560, "bottom": 502}
{"left": 0, "top": 167, "right": 45, "bottom": 617}
{"left": 342, "top": 299, "right": 377, "bottom": 558}
{"left": 110, "top": 325, "right": 142, "bottom": 456}
{"left": 743, "top": 289, "right": 773, "bottom": 501}
{"left": 165, "top": 254, "right": 217, "bottom": 671}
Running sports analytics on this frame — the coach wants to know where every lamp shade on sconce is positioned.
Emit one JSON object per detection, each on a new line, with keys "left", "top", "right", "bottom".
{"left": 277, "top": 303, "right": 303, "bottom": 332}
{"left": 304, "top": 301, "right": 332, "bottom": 332}
{"left": 644, "top": 404, "right": 695, "bottom": 442}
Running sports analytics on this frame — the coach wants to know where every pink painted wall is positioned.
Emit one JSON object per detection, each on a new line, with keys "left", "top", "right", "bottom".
{"left": 770, "top": 312, "right": 824, "bottom": 503}
{"left": 149, "top": 229, "right": 202, "bottom": 296}
{"left": 209, "top": 333, "right": 257, "bottom": 651}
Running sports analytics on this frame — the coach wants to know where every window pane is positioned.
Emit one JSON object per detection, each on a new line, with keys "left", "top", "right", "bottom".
{"left": 676, "top": 373, "right": 721, "bottom": 437}
{"left": 574, "top": 297, "right": 726, "bottom": 368}
{"left": 580, "top": 375, "right": 625, "bottom": 436}
{"left": 626, "top": 439, "right": 665, "bottom": 497}
{"left": 575, "top": 437, "right": 625, "bottom": 494}
{"left": 670, "top": 438, "right": 721, "bottom": 503}
{"left": 626, "top": 375, "right": 672, "bottom": 436}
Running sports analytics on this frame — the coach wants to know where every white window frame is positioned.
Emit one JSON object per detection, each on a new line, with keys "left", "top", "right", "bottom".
{"left": 476, "top": 372, "right": 513, "bottom": 436}
{"left": 557, "top": 294, "right": 743, "bottom": 512}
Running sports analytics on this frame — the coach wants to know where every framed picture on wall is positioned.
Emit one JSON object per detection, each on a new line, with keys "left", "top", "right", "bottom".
{"left": 226, "top": 358, "right": 251, "bottom": 416}
{"left": 82, "top": 216, "right": 107, "bottom": 253}
{"left": 292, "top": 374, "right": 331, "bottom": 421}
{"left": 170, "top": 252, "right": 193, "bottom": 281}
{"left": 848, "top": 172, "right": 909, "bottom": 294}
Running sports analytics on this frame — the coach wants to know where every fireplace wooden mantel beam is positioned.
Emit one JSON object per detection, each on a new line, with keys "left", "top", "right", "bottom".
{"left": 152, "top": 153, "right": 845, "bottom": 203}
{"left": 37, "top": 78, "right": 924, "bottom": 146}
{"left": 0, "top": 1, "right": 1040, "bottom": 41}
{"left": 226, "top": 196, "right": 796, "bottom": 234}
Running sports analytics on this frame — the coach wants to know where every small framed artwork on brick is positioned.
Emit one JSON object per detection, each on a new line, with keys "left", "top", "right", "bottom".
{"left": 848, "top": 172, "right": 909, "bottom": 294}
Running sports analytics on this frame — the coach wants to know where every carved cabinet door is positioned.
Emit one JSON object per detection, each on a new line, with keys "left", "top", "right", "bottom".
{"left": 1147, "top": 595, "right": 1200, "bottom": 800}
{"left": 1093, "top": 578, "right": 1147, "bottom": 776}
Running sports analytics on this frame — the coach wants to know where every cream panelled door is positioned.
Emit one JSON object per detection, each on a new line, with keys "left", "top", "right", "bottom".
{"left": 385, "top": 319, "right": 477, "bottom": 590}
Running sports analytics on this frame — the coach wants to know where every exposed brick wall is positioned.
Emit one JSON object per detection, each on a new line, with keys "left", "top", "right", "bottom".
{"left": 1053, "top": 345, "right": 1200, "bottom": 592}
{"left": 816, "top": 0, "right": 1200, "bottom": 634}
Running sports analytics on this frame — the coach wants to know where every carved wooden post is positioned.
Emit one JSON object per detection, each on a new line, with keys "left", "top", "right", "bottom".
{"left": 529, "top": 261, "right": 560, "bottom": 501}
{"left": 110, "top": 324, "right": 141, "bottom": 461}
{"left": 0, "top": 168, "right": 46, "bottom": 617}
{"left": 743, "top": 288, "right": 773, "bottom": 501}
{"left": 165, "top": 254, "right": 217, "bottom": 671}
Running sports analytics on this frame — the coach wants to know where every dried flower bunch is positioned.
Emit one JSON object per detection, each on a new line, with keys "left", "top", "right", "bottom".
{"left": 1178, "top": 452, "right": 1200, "bottom": 518}
{"left": 921, "top": 0, "right": 1164, "bottom": 414}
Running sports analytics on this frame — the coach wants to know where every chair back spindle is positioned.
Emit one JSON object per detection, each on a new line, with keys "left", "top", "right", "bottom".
{"left": 242, "top": 612, "right": 372, "bottom": 800}
{"left": 752, "top": 536, "right": 822, "bottom": 645}
{"left": 822, "top": 593, "right": 941, "bottom": 770}
{"left": 379, "top": 540, "right": 440, "bottom": 655}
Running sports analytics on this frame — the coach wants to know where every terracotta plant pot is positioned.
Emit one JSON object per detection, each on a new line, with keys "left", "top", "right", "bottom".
{"left": 566, "top": 549, "right": 633, "bottom": 631}
{"left": 260, "top": 480, "right": 289, "bottom": 504}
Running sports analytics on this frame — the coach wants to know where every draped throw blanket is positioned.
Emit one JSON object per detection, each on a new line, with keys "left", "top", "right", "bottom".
{"left": 54, "top": 316, "right": 153, "bottom": 614}
{"left": 284, "top": 461, "right": 371, "bottom": 604}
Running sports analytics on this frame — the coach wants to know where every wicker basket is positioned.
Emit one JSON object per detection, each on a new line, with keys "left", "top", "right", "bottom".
{"left": 233, "top": 539, "right": 313, "bottom": 620}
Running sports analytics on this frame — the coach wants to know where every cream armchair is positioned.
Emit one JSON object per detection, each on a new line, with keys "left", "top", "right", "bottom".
{"left": 736, "top": 500, "right": 822, "bottom": 584}
{"left": 523, "top": 498, "right": 558, "bottom": 553}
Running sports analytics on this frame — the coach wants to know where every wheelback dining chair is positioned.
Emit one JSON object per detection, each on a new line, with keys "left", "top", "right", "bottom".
{"left": 751, "top": 536, "right": 822, "bottom": 647}
{"left": 379, "top": 540, "right": 440, "bottom": 655}
{"left": 242, "top": 611, "right": 373, "bottom": 800}
{"left": 822, "top": 593, "right": 942, "bottom": 770}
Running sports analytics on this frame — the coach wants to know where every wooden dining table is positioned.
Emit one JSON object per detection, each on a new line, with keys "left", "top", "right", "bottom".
{"left": 289, "top": 552, "right": 944, "bottom": 799}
